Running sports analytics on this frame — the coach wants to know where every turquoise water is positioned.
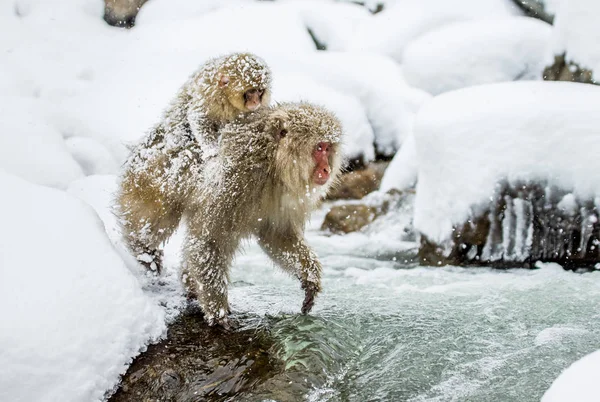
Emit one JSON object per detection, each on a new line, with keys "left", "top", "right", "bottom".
{"left": 225, "top": 210, "right": 600, "bottom": 401}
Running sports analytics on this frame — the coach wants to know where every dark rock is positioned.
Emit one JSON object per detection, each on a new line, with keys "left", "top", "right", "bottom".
{"left": 103, "top": 0, "right": 148, "bottom": 28}
{"left": 327, "top": 161, "right": 389, "bottom": 200}
{"left": 109, "top": 312, "right": 282, "bottom": 402}
{"left": 511, "top": 0, "right": 554, "bottom": 24}
{"left": 419, "top": 181, "right": 600, "bottom": 268}
{"left": 543, "top": 54, "right": 596, "bottom": 84}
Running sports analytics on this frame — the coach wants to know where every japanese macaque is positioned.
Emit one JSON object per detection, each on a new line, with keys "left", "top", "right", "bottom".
{"left": 182, "top": 103, "right": 343, "bottom": 326}
{"left": 117, "top": 101, "right": 343, "bottom": 327}
{"left": 117, "top": 52, "right": 271, "bottom": 273}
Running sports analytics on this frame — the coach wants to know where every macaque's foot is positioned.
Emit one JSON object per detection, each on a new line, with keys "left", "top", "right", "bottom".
{"left": 301, "top": 281, "right": 320, "bottom": 314}
{"left": 200, "top": 299, "right": 232, "bottom": 329}
{"left": 136, "top": 248, "right": 164, "bottom": 273}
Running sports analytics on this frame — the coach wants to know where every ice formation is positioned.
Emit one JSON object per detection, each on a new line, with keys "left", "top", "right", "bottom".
{"left": 413, "top": 81, "right": 600, "bottom": 266}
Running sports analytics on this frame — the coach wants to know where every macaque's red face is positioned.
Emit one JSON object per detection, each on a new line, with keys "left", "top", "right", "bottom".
{"left": 313, "top": 142, "right": 332, "bottom": 186}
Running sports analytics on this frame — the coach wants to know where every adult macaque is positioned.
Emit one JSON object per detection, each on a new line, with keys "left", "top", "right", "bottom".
{"left": 181, "top": 102, "right": 343, "bottom": 327}
{"left": 117, "top": 53, "right": 271, "bottom": 273}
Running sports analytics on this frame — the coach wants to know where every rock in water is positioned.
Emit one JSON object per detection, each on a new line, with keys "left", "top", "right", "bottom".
{"left": 420, "top": 181, "right": 600, "bottom": 268}
{"left": 109, "top": 312, "right": 281, "bottom": 401}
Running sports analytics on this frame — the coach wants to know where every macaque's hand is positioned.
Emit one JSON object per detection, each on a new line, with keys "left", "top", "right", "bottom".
{"left": 301, "top": 280, "right": 320, "bottom": 314}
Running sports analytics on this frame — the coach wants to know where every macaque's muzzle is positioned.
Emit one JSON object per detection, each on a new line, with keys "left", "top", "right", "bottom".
{"left": 313, "top": 142, "right": 332, "bottom": 186}
{"left": 244, "top": 89, "right": 263, "bottom": 111}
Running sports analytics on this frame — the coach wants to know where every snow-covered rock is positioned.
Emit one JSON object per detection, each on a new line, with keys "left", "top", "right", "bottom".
{"left": 403, "top": 17, "right": 552, "bottom": 95}
{"left": 346, "top": 0, "right": 522, "bottom": 62}
{"left": 0, "top": 171, "right": 166, "bottom": 402}
{"left": 542, "top": 350, "right": 600, "bottom": 402}
{"left": 0, "top": 98, "right": 84, "bottom": 189}
{"left": 413, "top": 81, "right": 600, "bottom": 265}
{"left": 549, "top": 0, "right": 600, "bottom": 82}
{"left": 380, "top": 131, "right": 418, "bottom": 192}
{"left": 277, "top": 0, "right": 371, "bottom": 51}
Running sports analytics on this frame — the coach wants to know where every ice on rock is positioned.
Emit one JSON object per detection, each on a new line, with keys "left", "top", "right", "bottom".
{"left": 402, "top": 17, "right": 552, "bottom": 95}
{"left": 413, "top": 81, "right": 600, "bottom": 266}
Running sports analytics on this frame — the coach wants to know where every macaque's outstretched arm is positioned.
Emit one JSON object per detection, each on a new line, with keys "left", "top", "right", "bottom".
{"left": 257, "top": 223, "right": 322, "bottom": 314}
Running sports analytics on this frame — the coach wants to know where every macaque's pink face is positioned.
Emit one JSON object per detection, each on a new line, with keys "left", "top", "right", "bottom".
{"left": 313, "top": 142, "right": 332, "bottom": 186}
{"left": 243, "top": 88, "right": 265, "bottom": 111}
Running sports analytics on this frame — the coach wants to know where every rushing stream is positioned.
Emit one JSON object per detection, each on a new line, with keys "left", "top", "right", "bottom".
{"left": 100, "top": 187, "right": 600, "bottom": 401}
{"left": 222, "top": 206, "right": 600, "bottom": 401}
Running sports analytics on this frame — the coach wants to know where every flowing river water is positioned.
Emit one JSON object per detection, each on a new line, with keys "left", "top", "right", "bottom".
{"left": 204, "top": 205, "right": 600, "bottom": 401}
{"left": 82, "top": 178, "right": 599, "bottom": 402}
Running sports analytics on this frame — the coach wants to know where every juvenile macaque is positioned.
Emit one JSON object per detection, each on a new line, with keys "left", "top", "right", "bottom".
{"left": 117, "top": 53, "right": 271, "bottom": 273}
{"left": 182, "top": 102, "right": 343, "bottom": 326}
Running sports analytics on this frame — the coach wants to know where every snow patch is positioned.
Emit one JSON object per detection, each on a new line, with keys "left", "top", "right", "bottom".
{"left": 413, "top": 81, "right": 600, "bottom": 243}
{"left": 549, "top": 0, "right": 600, "bottom": 81}
{"left": 403, "top": 17, "right": 552, "bottom": 95}
{"left": 0, "top": 171, "right": 166, "bottom": 402}
{"left": 543, "top": 350, "right": 600, "bottom": 402}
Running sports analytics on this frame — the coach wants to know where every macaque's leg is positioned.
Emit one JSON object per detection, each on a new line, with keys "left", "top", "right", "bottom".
{"left": 257, "top": 224, "right": 322, "bottom": 314}
{"left": 119, "top": 189, "right": 183, "bottom": 273}
{"left": 182, "top": 233, "right": 237, "bottom": 327}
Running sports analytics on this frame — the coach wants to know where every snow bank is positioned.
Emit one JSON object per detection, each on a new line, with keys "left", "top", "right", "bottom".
{"left": 550, "top": 0, "right": 600, "bottom": 81}
{"left": 403, "top": 17, "right": 552, "bottom": 95}
{"left": 0, "top": 172, "right": 166, "bottom": 402}
{"left": 380, "top": 131, "right": 418, "bottom": 192}
{"left": 542, "top": 350, "right": 600, "bottom": 402}
{"left": 346, "top": 0, "right": 521, "bottom": 62}
{"left": 0, "top": 97, "right": 84, "bottom": 189}
{"left": 277, "top": 0, "right": 370, "bottom": 51}
{"left": 413, "top": 81, "right": 600, "bottom": 243}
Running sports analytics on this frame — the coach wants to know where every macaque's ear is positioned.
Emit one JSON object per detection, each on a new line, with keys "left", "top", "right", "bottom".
{"left": 269, "top": 110, "right": 289, "bottom": 141}
{"left": 219, "top": 74, "right": 230, "bottom": 87}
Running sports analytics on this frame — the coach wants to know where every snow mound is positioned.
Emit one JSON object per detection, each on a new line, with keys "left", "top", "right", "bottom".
{"left": 346, "top": 0, "right": 522, "bottom": 62}
{"left": 403, "top": 17, "right": 552, "bottom": 95}
{"left": 542, "top": 350, "right": 600, "bottom": 402}
{"left": 413, "top": 81, "right": 600, "bottom": 243}
{"left": 550, "top": 0, "right": 600, "bottom": 81}
{"left": 278, "top": 0, "right": 370, "bottom": 51}
{"left": 0, "top": 97, "right": 84, "bottom": 189}
{"left": 0, "top": 171, "right": 166, "bottom": 402}
{"left": 380, "top": 131, "right": 418, "bottom": 192}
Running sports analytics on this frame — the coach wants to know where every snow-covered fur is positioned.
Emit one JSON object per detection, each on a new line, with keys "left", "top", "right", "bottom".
{"left": 118, "top": 102, "right": 343, "bottom": 326}
{"left": 117, "top": 52, "right": 271, "bottom": 272}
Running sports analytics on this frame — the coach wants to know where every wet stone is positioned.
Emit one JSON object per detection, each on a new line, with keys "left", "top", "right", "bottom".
{"left": 109, "top": 312, "right": 282, "bottom": 402}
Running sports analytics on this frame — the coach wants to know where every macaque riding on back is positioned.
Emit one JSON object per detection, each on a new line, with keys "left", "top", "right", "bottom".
{"left": 116, "top": 52, "right": 344, "bottom": 328}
